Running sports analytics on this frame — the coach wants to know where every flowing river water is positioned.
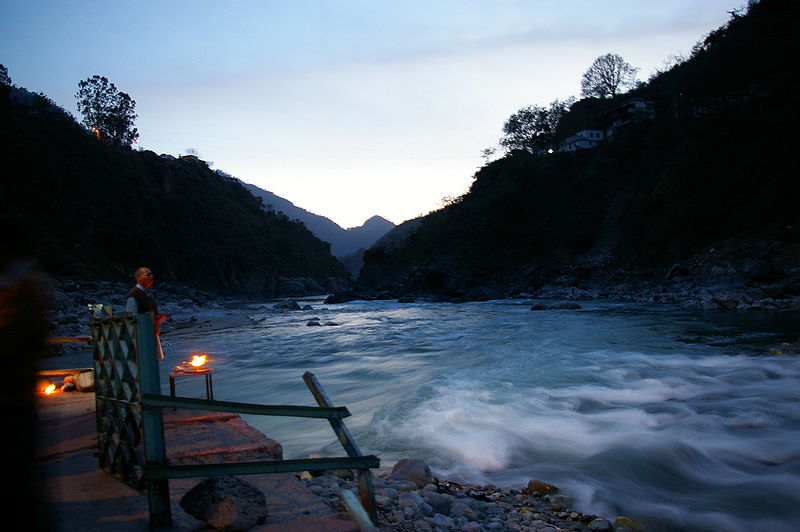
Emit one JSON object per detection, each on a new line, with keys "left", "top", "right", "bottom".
{"left": 161, "top": 298, "right": 800, "bottom": 531}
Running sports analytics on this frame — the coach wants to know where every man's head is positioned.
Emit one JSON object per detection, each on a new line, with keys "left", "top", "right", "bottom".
{"left": 134, "top": 267, "right": 154, "bottom": 289}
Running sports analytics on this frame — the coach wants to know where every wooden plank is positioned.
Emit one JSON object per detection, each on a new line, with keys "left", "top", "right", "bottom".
{"left": 38, "top": 368, "right": 93, "bottom": 376}
{"left": 46, "top": 337, "right": 92, "bottom": 343}
{"left": 341, "top": 489, "right": 378, "bottom": 532}
{"left": 144, "top": 455, "right": 380, "bottom": 479}
{"left": 142, "top": 394, "right": 352, "bottom": 419}
{"left": 303, "top": 371, "right": 379, "bottom": 525}
{"left": 302, "top": 372, "right": 362, "bottom": 456}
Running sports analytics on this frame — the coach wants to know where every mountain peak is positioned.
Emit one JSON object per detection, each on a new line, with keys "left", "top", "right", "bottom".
{"left": 238, "top": 181, "right": 395, "bottom": 257}
{"left": 359, "top": 215, "right": 394, "bottom": 228}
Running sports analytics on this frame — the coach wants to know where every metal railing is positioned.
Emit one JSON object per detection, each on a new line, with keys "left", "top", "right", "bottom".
{"left": 91, "top": 313, "right": 379, "bottom": 528}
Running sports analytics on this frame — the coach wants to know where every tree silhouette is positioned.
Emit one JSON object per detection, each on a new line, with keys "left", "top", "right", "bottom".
{"left": 500, "top": 98, "right": 574, "bottom": 153}
{"left": 75, "top": 75, "right": 139, "bottom": 147}
{"left": 0, "top": 64, "right": 11, "bottom": 86}
{"left": 580, "top": 53, "right": 639, "bottom": 99}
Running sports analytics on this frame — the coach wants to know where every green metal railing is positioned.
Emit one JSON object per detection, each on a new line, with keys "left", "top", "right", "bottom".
{"left": 91, "top": 313, "right": 379, "bottom": 528}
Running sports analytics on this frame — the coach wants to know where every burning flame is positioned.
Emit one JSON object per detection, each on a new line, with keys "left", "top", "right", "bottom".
{"left": 44, "top": 384, "right": 56, "bottom": 395}
{"left": 190, "top": 354, "right": 207, "bottom": 368}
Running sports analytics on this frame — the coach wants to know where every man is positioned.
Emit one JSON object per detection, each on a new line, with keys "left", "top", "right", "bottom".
{"left": 126, "top": 267, "right": 167, "bottom": 359}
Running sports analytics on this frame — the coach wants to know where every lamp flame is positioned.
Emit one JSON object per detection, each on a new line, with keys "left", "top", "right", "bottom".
{"left": 44, "top": 384, "right": 56, "bottom": 395}
{"left": 190, "top": 354, "right": 207, "bottom": 368}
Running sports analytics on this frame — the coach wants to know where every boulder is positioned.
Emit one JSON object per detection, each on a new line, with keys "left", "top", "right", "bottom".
{"left": 273, "top": 300, "right": 301, "bottom": 310}
{"left": 449, "top": 500, "right": 479, "bottom": 521}
{"left": 525, "top": 479, "right": 559, "bottom": 494}
{"left": 390, "top": 458, "right": 432, "bottom": 488}
{"left": 614, "top": 516, "right": 644, "bottom": 531}
{"left": 324, "top": 291, "right": 360, "bottom": 304}
{"left": 424, "top": 493, "right": 452, "bottom": 515}
{"left": 588, "top": 517, "right": 613, "bottom": 531}
{"left": 180, "top": 475, "right": 267, "bottom": 532}
{"left": 75, "top": 370, "right": 95, "bottom": 392}
{"left": 549, "top": 301, "right": 582, "bottom": 310}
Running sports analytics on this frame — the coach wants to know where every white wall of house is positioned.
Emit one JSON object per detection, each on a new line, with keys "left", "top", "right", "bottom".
{"left": 560, "top": 129, "right": 604, "bottom": 152}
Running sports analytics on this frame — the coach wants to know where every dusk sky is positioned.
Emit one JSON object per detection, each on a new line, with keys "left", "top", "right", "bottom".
{"left": 2, "top": 1, "right": 743, "bottom": 228}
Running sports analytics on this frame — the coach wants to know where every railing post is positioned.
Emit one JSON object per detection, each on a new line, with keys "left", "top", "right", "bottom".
{"left": 137, "top": 313, "right": 172, "bottom": 528}
{"left": 303, "top": 372, "right": 378, "bottom": 525}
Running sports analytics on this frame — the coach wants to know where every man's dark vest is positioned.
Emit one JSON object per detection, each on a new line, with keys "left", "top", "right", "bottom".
{"left": 127, "top": 286, "right": 158, "bottom": 315}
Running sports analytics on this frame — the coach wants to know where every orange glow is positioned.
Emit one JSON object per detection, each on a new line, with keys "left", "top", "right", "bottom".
{"left": 190, "top": 354, "right": 207, "bottom": 367}
{"left": 44, "top": 384, "right": 56, "bottom": 395}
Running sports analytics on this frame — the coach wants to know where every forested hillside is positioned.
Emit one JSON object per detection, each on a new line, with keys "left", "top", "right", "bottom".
{"left": 356, "top": 0, "right": 800, "bottom": 308}
{"left": 0, "top": 85, "right": 350, "bottom": 296}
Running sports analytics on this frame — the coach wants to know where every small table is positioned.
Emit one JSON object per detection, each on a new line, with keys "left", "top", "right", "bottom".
{"left": 168, "top": 369, "right": 214, "bottom": 400}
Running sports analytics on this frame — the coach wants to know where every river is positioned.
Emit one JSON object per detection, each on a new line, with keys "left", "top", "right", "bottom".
{"left": 160, "top": 298, "right": 800, "bottom": 532}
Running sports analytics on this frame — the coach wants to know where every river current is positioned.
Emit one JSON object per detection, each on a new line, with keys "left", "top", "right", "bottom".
{"left": 161, "top": 298, "right": 800, "bottom": 531}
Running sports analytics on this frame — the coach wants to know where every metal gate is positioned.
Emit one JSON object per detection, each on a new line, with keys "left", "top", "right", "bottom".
{"left": 91, "top": 313, "right": 159, "bottom": 488}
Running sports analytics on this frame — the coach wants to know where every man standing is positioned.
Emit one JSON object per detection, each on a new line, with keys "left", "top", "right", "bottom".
{"left": 126, "top": 267, "right": 166, "bottom": 359}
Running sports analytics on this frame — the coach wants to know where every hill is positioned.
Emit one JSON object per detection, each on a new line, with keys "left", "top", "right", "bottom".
{"left": 0, "top": 85, "right": 351, "bottom": 297}
{"left": 238, "top": 181, "right": 395, "bottom": 257}
{"left": 354, "top": 0, "right": 800, "bottom": 310}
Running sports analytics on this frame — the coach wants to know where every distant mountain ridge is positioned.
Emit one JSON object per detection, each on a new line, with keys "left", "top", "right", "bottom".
{"left": 236, "top": 180, "right": 395, "bottom": 257}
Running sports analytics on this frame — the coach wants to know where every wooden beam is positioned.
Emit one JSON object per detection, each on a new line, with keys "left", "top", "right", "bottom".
{"left": 142, "top": 394, "right": 352, "bottom": 420}
{"left": 303, "top": 371, "right": 379, "bottom": 525}
{"left": 46, "top": 337, "right": 92, "bottom": 343}
{"left": 341, "top": 489, "right": 378, "bottom": 532}
{"left": 144, "top": 455, "right": 380, "bottom": 480}
{"left": 38, "top": 368, "right": 93, "bottom": 376}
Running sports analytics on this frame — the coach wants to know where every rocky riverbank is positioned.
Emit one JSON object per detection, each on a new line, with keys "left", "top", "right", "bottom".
{"left": 334, "top": 239, "right": 800, "bottom": 312}
{"left": 302, "top": 458, "right": 641, "bottom": 532}
{"left": 45, "top": 277, "right": 257, "bottom": 350}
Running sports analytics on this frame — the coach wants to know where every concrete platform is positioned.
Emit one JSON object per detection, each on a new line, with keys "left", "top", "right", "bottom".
{"left": 36, "top": 392, "right": 359, "bottom": 531}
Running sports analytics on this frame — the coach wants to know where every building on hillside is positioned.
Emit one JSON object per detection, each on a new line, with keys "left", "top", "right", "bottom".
{"left": 556, "top": 97, "right": 655, "bottom": 152}
{"left": 594, "top": 97, "right": 655, "bottom": 140}
{"left": 560, "top": 129, "right": 605, "bottom": 152}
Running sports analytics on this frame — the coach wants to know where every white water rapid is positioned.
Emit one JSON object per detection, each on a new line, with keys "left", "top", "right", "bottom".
{"left": 160, "top": 299, "right": 800, "bottom": 532}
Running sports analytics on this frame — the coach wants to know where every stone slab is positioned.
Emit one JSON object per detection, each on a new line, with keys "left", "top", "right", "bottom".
{"left": 35, "top": 392, "right": 358, "bottom": 531}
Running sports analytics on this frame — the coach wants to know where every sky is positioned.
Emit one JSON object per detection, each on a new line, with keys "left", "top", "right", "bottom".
{"left": 1, "top": 0, "right": 745, "bottom": 229}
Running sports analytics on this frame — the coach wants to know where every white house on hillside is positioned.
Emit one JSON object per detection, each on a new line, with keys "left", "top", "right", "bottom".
{"left": 558, "top": 97, "right": 655, "bottom": 152}
{"left": 560, "top": 129, "right": 605, "bottom": 151}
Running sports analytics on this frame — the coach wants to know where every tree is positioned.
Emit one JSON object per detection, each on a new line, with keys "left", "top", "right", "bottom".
{"left": 0, "top": 64, "right": 11, "bottom": 86}
{"left": 75, "top": 75, "right": 139, "bottom": 147}
{"left": 480, "top": 147, "right": 497, "bottom": 164}
{"left": 580, "top": 53, "right": 639, "bottom": 99}
{"left": 499, "top": 98, "right": 574, "bottom": 153}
